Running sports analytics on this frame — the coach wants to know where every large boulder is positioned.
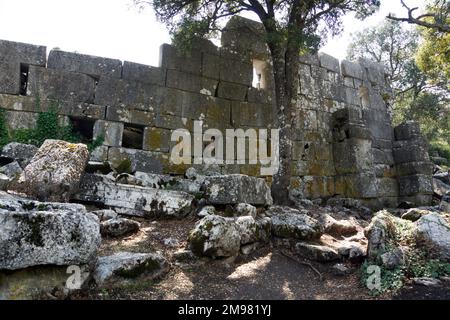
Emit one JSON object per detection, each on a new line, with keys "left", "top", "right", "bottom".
{"left": 1, "top": 142, "right": 38, "bottom": 168}
{"left": 12, "top": 140, "right": 89, "bottom": 202}
{"left": 93, "top": 252, "right": 169, "bottom": 286}
{"left": 415, "top": 213, "right": 450, "bottom": 262}
{"left": 0, "top": 194, "right": 100, "bottom": 270}
{"left": 202, "top": 174, "right": 273, "bottom": 206}
{"left": 269, "top": 206, "right": 322, "bottom": 240}
{"left": 188, "top": 215, "right": 241, "bottom": 258}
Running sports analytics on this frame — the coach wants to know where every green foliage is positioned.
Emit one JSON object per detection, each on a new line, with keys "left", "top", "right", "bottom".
{"left": 429, "top": 140, "right": 450, "bottom": 166}
{"left": 0, "top": 109, "right": 9, "bottom": 148}
{"left": 0, "top": 103, "right": 104, "bottom": 153}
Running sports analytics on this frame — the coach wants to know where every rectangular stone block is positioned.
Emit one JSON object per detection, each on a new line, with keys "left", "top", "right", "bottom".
{"left": 202, "top": 53, "right": 220, "bottom": 80}
{"left": 393, "top": 143, "right": 430, "bottom": 164}
{"left": 143, "top": 127, "right": 171, "bottom": 153}
{"left": 333, "top": 138, "right": 373, "bottom": 174}
{"left": 377, "top": 178, "right": 399, "bottom": 197}
{"left": 0, "top": 61, "right": 20, "bottom": 94}
{"left": 247, "top": 87, "right": 273, "bottom": 105}
{"left": 122, "top": 61, "right": 166, "bottom": 86}
{"left": 217, "top": 81, "right": 248, "bottom": 101}
{"left": 27, "top": 66, "right": 95, "bottom": 103}
{"left": 299, "top": 53, "right": 320, "bottom": 66}
{"left": 166, "top": 69, "right": 218, "bottom": 95}
{"left": 47, "top": 50, "right": 122, "bottom": 78}
{"left": 108, "top": 147, "right": 166, "bottom": 174}
{"left": 93, "top": 120, "right": 124, "bottom": 147}
{"left": 154, "top": 114, "right": 193, "bottom": 131}
{"left": 3, "top": 110, "right": 38, "bottom": 130}
{"left": 94, "top": 77, "right": 159, "bottom": 109}
{"left": 340, "top": 60, "right": 364, "bottom": 80}
{"left": 106, "top": 106, "right": 153, "bottom": 125}
{"left": 398, "top": 174, "right": 433, "bottom": 196}
{"left": 319, "top": 53, "right": 340, "bottom": 73}
{"left": 341, "top": 172, "right": 378, "bottom": 198}
{"left": 394, "top": 122, "right": 421, "bottom": 141}
{"left": 159, "top": 44, "right": 202, "bottom": 75}
{"left": 372, "top": 148, "right": 394, "bottom": 165}
{"left": 231, "top": 102, "right": 274, "bottom": 128}
{"left": 0, "top": 39, "right": 46, "bottom": 66}
{"left": 219, "top": 56, "right": 253, "bottom": 86}
{"left": 395, "top": 161, "right": 434, "bottom": 177}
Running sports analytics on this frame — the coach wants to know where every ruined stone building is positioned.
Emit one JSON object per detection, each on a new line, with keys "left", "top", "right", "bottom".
{"left": 0, "top": 17, "right": 433, "bottom": 209}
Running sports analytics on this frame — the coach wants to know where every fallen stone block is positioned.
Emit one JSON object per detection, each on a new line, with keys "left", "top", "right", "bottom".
{"left": 0, "top": 197, "right": 100, "bottom": 270}
{"left": 47, "top": 49, "right": 122, "bottom": 78}
{"left": 12, "top": 140, "right": 89, "bottom": 202}
{"left": 433, "top": 178, "right": 450, "bottom": 199}
{"left": 203, "top": 174, "right": 273, "bottom": 206}
{"left": 269, "top": 206, "right": 322, "bottom": 240}
{"left": 415, "top": 213, "right": 450, "bottom": 262}
{"left": 74, "top": 174, "right": 194, "bottom": 218}
{"left": 93, "top": 252, "right": 169, "bottom": 286}
{"left": 1, "top": 142, "right": 38, "bottom": 168}
{"left": 188, "top": 214, "right": 241, "bottom": 258}
{"left": 100, "top": 218, "right": 140, "bottom": 238}
{"left": 295, "top": 242, "right": 340, "bottom": 262}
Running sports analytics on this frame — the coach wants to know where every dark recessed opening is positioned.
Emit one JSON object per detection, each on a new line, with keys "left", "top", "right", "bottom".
{"left": 19, "top": 64, "right": 29, "bottom": 96}
{"left": 122, "top": 124, "right": 144, "bottom": 149}
{"left": 70, "top": 117, "right": 95, "bottom": 142}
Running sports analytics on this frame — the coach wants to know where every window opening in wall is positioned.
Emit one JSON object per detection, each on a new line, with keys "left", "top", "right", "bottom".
{"left": 19, "top": 64, "right": 29, "bottom": 96}
{"left": 122, "top": 124, "right": 144, "bottom": 149}
{"left": 70, "top": 117, "right": 95, "bottom": 143}
{"left": 252, "top": 59, "right": 268, "bottom": 90}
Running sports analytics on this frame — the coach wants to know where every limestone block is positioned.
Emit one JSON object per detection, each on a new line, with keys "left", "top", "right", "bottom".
{"left": 143, "top": 127, "right": 170, "bottom": 152}
{"left": 159, "top": 43, "right": 202, "bottom": 75}
{"left": 0, "top": 39, "right": 46, "bottom": 66}
{"left": 93, "top": 120, "right": 124, "bottom": 147}
{"left": 377, "top": 178, "right": 399, "bottom": 197}
{"left": 0, "top": 60, "right": 20, "bottom": 94}
{"left": 219, "top": 54, "right": 253, "bottom": 86}
{"left": 106, "top": 106, "right": 156, "bottom": 126}
{"left": 3, "top": 110, "right": 37, "bottom": 130}
{"left": 202, "top": 53, "right": 220, "bottom": 79}
{"left": 154, "top": 114, "right": 192, "bottom": 131}
{"left": 107, "top": 147, "right": 166, "bottom": 174}
{"left": 394, "top": 122, "right": 421, "bottom": 141}
{"left": 47, "top": 50, "right": 122, "bottom": 78}
{"left": 27, "top": 66, "right": 95, "bottom": 103}
{"left": 94, "top": 77, "right": 159, "bottom": 109}
{"left": 372, "top": 148, "right": 394, "bottom": 166}
{"left": 247, "top": 87, "right": 273, "bottom": 105}
{"left": 341, "top": 60, "right": 364, "bottom": 80}
{"left": 156, "top": 86, "right": 184, "bottom": 116}
{"left": 333, "top": 138, "right": 373, "bottom": 175}
{"left": 319, "top": 52, "right": 340, "bottom": 73}
{"left": 395, "top": 161, "right": 434, "bottom": 177}
{"left": 299, "top": 52, "right": 320, "bottom": 66}
{"left": 393, "top": 143, "right": 430, "bottom": 164}
{"left": 166, "top": 69, "right": 218, "bottom": 95}
{"left": 341, "top": 172, "right": 379, "bottom": 198}
{"left": 217, "top": 81, "right": 248, "bottom": 101}
{"left": 231, "top": 101, "right": 274, "bottom": 127}
{"left": 122, "top": 61, "right": 166, "bottom": 85}
{"left": 398, "top": 174, "right": 433, "bottom": 196}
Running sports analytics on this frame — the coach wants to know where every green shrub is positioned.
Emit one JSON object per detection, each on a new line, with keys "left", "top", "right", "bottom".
{"left": 0, "top": 109, "right": 9, "bottom": 148}
{"left": 429, "top": 140, "right": 450, "bottom": 166}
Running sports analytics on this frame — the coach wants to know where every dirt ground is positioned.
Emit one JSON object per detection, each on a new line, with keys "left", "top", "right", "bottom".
{"left": 72, "top": 218, "right": 449, "bottom": 300}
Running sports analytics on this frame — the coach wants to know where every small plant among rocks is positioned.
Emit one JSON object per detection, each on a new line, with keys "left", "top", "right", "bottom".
{"left": 361, "top": 212, "right": 450, "bottom": 296}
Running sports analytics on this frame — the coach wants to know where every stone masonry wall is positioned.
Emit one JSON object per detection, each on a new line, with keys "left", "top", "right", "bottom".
{"left": 0, "top": 17, "right": 433, "bottom": 209}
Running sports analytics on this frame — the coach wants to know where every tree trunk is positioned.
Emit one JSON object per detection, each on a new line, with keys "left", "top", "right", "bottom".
{"left": 267, "top": 42, "right": 299, "bottom": 205}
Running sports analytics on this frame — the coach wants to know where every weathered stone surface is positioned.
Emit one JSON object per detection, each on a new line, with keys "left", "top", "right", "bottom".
{"left": 203, "top": 174, "right": 272, "bottom": 206}
{"left": 74, "top": 174, "right": 194, "bottom": 218}
{"left": 381, "top": 247, "right": 405, "bottom": 269}
{"left": 197, "top": 205, "right": 216, "bottom": 218}
{"left": 47, "top": 50, "right": 122, "bottom": 78}
{"left": 365, "top": 210, "right": 396, "bottom": 261}
{"left": 434, "top": 178, "right": 450, "bottom": 199}
{"left": 159, "top": 43, "right": 202, "bottom": 75}
{"left": 122, "top": 61, "right": 166, "bottom": 86}
{"left": 323, "top": 215, "right": 359, "bottom": 237}
{"left": 100, "top": 218, "right": 140, "bottom": 237}
{"left": 189, "top": 215, "right": 241, "bottom": 258}
{"left": 13, "top": 140, "right": 89, "bottom": 202}
{"left": 166, "top": 69, "right": 218, "bottom": 95}
{"left": 440, "top": 193, "right": 450, "bottom": 213}
{"left": 295, "top": 242, "right": 340, "bottom": 262}
{"left": 398, "top": 175, "right": 433, "bottom": 196}
{"left": 107, "top": 147, "right": 166, "bottom": 174}
{"left": 93, "top": 120, "right": 124, "bottom": 147}
{"left": 27, "top": 66, "right": 96, "bottom": 103}
{"left": 0, "top": 264, "right": 91, "bottom": 300}
{"left": 269, "top": 206, "right": 322, "bottom": 240}
{"left": 0, "top": 173, "right": 9, "bottom": 190}
{"left": 92, "top": 209, "right": 118, "bottom": 222}
{"left": 0, "top": 160, "right": 22, "bottom": 181}
{"left": 1, "top": 142, "right": 38, "bottom": 168}
{"left": 0, "top": 60, "right": 20, "bottom": 95}
{"left": 217, "top": 81, "right": 248, "bottom": 101}
{"left": 401, "top": 208, "right": 432, "bottom": 222}
{"left": 235, "top": 215, "right": 259, "bottom": 245}
{"left": 341, "top": 60, "right": 364, "bottom": 80}
{"left": 235, "top": 203, "right": 257, "bottom": 218}
{"left": 0, "top": 39, "right": 46, "bottom": 66}
{"left": 415, "top": 213, "right": 450, "bottom": 262}
{"left": 319, "top": 53, "right": 340, "bottom": 73}
{"left": 394, "top": 122, "right": 421, "bottom": 141}
{"left": 93, "top": 252, "right": 169, "bottom": 286}
{"left": 0, "top": 196, "right": 100, "bottom": 270}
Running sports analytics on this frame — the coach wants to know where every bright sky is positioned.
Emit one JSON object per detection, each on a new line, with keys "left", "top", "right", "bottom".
{"left": 0, "top": 0, "right": 425, "bottom": 67}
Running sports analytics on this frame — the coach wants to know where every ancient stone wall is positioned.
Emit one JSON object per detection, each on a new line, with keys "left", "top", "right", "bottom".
{"left": 0, "top": 16, "right": 433, "bottom": 208}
